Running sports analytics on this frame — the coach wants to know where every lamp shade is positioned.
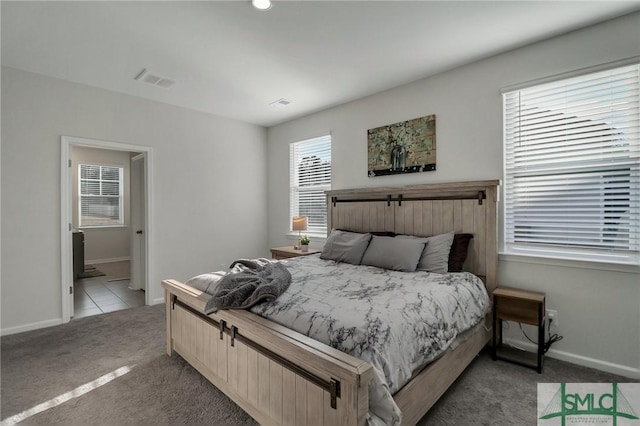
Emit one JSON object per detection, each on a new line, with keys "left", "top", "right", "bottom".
{"left": 292, "top": 216, "right": 308, "bottom": 231}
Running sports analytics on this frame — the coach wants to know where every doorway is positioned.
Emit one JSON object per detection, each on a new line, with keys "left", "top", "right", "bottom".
{"left": 60, "top": 136, "right": 153, "bottom": 323}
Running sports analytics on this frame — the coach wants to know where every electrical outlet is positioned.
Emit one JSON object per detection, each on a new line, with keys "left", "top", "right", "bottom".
{"left": 546, "top": 309, "right": 558, "bottom": 327}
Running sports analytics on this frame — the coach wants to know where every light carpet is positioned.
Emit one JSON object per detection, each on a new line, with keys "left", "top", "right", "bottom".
{"left": 1, "top": 304, "right": 634, "bottom": 425}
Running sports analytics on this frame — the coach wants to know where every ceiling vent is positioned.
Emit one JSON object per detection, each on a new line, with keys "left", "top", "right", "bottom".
{"left": 134, "top": 69, "right": 175, "bottom": 89}
{"left": 269, "top": 98, "right": 291, "bottom": 108}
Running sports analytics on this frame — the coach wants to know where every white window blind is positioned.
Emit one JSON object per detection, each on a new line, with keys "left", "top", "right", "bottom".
{"left": 504, "top": 63, "right": 640, "bottom": 262}
{"left": 79, "top": 164, "right": 124, "bottom": 227}
{"left": 290, "top": 135, "right": 331, "bottom": 235}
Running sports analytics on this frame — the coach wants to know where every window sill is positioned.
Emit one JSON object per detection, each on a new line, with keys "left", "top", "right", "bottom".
{"left": 499, "top": 251, "right": 639, "bottom": 274}
{"left": 78, "top": 225, "right": 127, "bottom": 230}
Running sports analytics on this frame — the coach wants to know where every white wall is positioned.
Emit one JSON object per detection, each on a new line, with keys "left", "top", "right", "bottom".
{"left": 1, "top": 67, "right": 268, "bottom": 334}
{"left": 267, "top": 13, "right": 640, "bottom": 377}
{"left": 71, "top": 145, "right": 132, "bottom": 263}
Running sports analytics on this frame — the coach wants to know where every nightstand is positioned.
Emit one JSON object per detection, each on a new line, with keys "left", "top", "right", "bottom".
{"left": 492, "top": 287, "right": 546, "bottom": 373}
{"left": 270, "top": 246, "right": 322, "bottom": 260}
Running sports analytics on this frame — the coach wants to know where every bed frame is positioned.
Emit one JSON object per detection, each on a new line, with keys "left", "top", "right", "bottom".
{"left": 162, "top": 180, "right": 499, "bottom": 425}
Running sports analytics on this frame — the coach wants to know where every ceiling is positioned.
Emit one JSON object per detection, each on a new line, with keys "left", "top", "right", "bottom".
{"left": 3, "top": 1, "right": 640, "bottom": 127}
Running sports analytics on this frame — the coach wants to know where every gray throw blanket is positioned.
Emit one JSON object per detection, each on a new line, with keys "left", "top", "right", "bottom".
{"left": 201, "top": 258, "right": 292, "bottom": 314}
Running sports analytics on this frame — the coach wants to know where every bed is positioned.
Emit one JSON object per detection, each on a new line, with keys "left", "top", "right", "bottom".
{"left": 162, "top": 180, "right": 499, "bottom": 425}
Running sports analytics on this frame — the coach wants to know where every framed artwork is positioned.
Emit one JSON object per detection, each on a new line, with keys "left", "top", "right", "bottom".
{"left": 367, "top": 114, "right": 436, "bottom": 177}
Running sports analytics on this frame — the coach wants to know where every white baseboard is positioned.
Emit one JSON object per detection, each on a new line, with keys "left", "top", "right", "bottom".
{"left": 1, "top": 318, "right": 62, "bottom": 336}
{"left": 503, "top": 337, "right": 640, "bottom": 379}
{"left": 86, "top": 256, "right": 131, "bottom": 265}
{"left": 2, "top": 298, "right": 163, "bottom": 335}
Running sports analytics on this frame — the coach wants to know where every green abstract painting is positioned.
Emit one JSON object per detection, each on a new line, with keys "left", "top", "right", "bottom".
{"left": 367, "top": 114, "right": 436, "bottom": 177}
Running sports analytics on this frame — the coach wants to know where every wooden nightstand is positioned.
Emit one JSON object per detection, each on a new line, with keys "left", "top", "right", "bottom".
{"left": 270, "top": 246, "right": 322, "bottom": 260}
{"left": 492, "top": 287, "right": 546, "bottom": 373}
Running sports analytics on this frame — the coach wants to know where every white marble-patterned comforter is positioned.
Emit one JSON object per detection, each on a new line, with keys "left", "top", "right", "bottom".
{"left": 249, "top": 254, "right": 490, "bottom": 425}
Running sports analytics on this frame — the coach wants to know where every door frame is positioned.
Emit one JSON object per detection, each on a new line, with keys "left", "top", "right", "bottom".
{"left": 60, "top": 136, "right": 154, "bottom": 323}
{"left": 129, "top": 153, "right": 146, "bottom": 291}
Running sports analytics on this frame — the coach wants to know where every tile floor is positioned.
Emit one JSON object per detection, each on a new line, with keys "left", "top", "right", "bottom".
{"left": 73, "top": 261, "right": 145, "bottom": 319}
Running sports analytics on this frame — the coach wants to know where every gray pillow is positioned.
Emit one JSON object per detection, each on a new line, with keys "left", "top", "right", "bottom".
{"left": 320, "top": 229, "right": 372, "bottom": 265}
{"left": 361, "top": 235, "right": 426, "bottom": 272}
{"left": 398, "top": 232, "right": 454, "bottom": 273}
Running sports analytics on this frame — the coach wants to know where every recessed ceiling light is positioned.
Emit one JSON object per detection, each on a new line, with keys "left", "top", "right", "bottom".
{"left": 252, "top": 0, "right": 272, "bottom": 11}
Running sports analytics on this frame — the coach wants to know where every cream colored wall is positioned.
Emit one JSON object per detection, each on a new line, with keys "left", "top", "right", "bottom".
{"left": 71, "top": 145, "right": 132, "bottom": 263}
{"left": 1, "top": 67, "right": 268, "bottom": 334}
{"left": 266, "top": 13, "right": 640, "bottom": 377}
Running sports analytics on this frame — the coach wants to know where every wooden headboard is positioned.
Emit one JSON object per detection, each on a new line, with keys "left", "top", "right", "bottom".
{"left": 325, "top": 180, "right": 500, "bottom": 292}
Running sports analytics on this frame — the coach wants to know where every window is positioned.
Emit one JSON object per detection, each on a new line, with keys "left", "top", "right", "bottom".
{"left": 79, "top": 164, "right": 124, "bottom": 227}
{"left": 503, "top": 63, "right": 639, "bottom": 263}
{"left": 290, "top": 135, "right": 331, "bottom": 235}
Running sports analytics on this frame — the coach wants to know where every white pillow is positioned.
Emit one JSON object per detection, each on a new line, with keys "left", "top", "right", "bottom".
{"left": 185, "top": 270, "right": 226, "bottom": 294}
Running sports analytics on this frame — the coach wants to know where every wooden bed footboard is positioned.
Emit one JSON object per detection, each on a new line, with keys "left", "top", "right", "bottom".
{"left": 163, "top": 279, "right": 374, "bottom": 426}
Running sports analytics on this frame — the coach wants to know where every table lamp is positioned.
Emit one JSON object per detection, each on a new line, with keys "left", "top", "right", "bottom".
{"left": 292, "top": 216, "right": 308, "bottom": 250}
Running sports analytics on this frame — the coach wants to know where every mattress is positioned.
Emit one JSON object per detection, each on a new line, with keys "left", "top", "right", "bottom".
{"left": 249, "top": 254, "right": 491, "bottom": 425}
